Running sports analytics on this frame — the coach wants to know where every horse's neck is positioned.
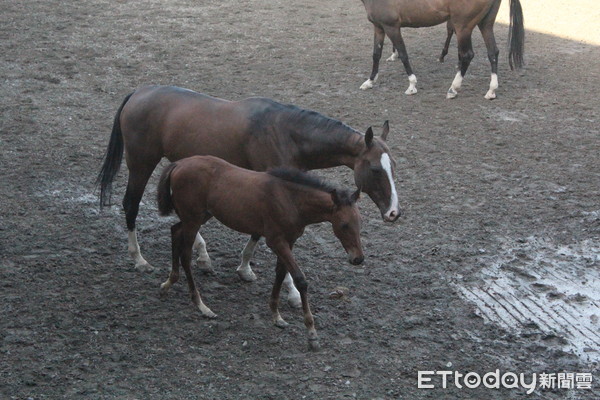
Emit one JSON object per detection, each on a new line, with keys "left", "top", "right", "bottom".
{"left": 294, "top": 189, "right": 335, "bottom": 225}
{"left": 293, "top": 126, "right": 364, "bottom": 171}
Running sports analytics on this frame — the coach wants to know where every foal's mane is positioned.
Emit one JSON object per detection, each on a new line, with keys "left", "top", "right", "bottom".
{"left": 267, "top": 168, "right": 356, "bottom": 205}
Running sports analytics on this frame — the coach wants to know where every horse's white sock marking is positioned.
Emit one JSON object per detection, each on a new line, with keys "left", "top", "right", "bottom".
{"left": 405, "top": 74, "right": 417, "bottom": 95}
{"left": 237, "top": 237, "right": 258, "bottom": 282}
{"left": 284, "top": 273, "right": 302, "bottom": 308}
{"left": 193, "top": 233, "right": 212, "bottom": 269}
{"left": 485, "top": 73, "right": 498, "bottom": 100}
{"left": 128, "top": 229, "right": 152, "bottom": 271}
{"left": 381, "top": 153, "right": 400, "bottom": 220}
{"left": 386, "top": 50, "right": 398, "bottom": 62}
{"left": 447, "top": 71, "right": 463, "bottom": 99}
{"left": 360, "top": 74, "right": 378, "bottom": 90}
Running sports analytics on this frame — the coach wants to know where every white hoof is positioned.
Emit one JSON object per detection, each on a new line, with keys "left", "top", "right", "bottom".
{"left": 360, "top": 79, "right": 374, "bottom": 90}
{"left": 484, "top": 91, "right": 496, "bottom": 100}
{"left": 201, "top": 308, "right": 217, "bottom": 319}
{"left": 135, "top": 260, "right": 155, "bottom": 273}
{"left": 287, "top": 291, "right": 302, "bottom": 308}
{"left": 386, "top": 52, "right": 398, "bottom": 62}
{"left": 196, "top": 256, "right": 214, "bottom": 273}
{"left": 446, "top": 87, "right": 458, "bottom": 99}
{"left": 405, "top": 87, "right": 417, "bottom": 95}
{"left": 237, "top": 267, "right": 257, "bottom": 282}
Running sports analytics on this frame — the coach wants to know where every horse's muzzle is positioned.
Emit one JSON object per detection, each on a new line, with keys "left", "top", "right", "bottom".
{"left": 383, "top": 208, "right": 401, "bottom": 222}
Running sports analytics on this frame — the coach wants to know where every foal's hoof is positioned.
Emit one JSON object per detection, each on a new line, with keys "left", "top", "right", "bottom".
{"left": 308, "top": 338, "right": 321, "bottom": 352}
{"left": 287, "top": 293, "right": 302, "bottom": 309}
{"left": 360, "top": 79, "right": 374, "bottom": 90}
{"left": 405, "top": 87, "right": 417, "bottom": 95}
{"left": 201, "top": 309, "right": 218, "bottom": 319}
{"left": 196, "top": 257, "right": 213, "bottom": 271}
{"left": 484, "top": 91, "right": 497, "bottom": 100}
{"left": 237, "top": 268, "right": 257, "bottom": 282}
{"left": 446, "top": 88, "right": 458, "bottom": 99}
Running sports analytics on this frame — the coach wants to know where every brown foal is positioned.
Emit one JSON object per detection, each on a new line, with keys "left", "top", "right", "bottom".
{"left": 157, "top": 156, "right": 364, "bottom": 351}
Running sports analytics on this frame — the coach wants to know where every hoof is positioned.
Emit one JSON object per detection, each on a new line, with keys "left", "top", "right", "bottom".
{"left": 135, "top": 261, "right": 155, "bottom": 273}
{"left": 360, "top": 80, "right": 374, "bottom": 90}
{"left": 201, "top": 310, "right": 217, "bottom": 319}
{"left": 386, "top": 53, "right": 398, "bottom": 62}
{"left": 274, "top": 318, "right": 289, "bottom": 329}
{"left": 308, "top": 338, "right": 321, "bottom": 352}
{"left": 405, "top": 87, "right": 417, "bottom": 95}
{"left": 438, "top": 57, "right": 445, "bottom": 63}
{"left": 159, "top": 284, "right": 170, "bottom": 300}
{"left": 196, "top": 256, "right": 213, "bottom": 269}
{"left": 446, "top": 88, "right": 458, "bottom": 99}
{"left": 237, "top": 268, "right": 257, "bottom": 282}
{"left": 484, "top": 91, "right": 496, "bottom": 100}
{"left": 287, "top": 293, "right": 302, "bottom": 309}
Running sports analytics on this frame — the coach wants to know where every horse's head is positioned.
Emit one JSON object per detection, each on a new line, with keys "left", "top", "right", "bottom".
{"left": 353, "top": 121, "right": 401, "bottom": 222}
{"left": 330, "top": 189, "right": 364, "bottom": 265}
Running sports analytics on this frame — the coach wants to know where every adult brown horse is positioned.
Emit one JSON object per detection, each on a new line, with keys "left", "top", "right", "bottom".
{"left": 97, "top": 85, "right": 399, "bottom": 305}
{"left": 359, "top": 0, "right": 524, "bottom": 99}
{"left": 157, "top": 156, "right": 364, "bottom": 351}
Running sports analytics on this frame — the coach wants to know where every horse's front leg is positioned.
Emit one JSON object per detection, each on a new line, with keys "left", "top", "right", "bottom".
{"left": 270, "top": 258, "right": 290, "bottom": 328}
{"left": 236, "top": 235, "right": 260, "bottom": 282}
{"left": 447, "top": 28, "right": 475, "bottom": 99}
{"left": 193, "top": 232, "right": 213, "bottom": 273}
{"left": 268, "top": 239, "right": 320, "bottom": 351}
{"left": 360, "top": 24, "right": 385, "bottom": 90}
{"left": 383, "top": 26, "right": 417, "bottom": 95}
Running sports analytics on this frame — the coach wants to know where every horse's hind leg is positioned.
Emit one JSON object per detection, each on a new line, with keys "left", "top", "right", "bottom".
{"left": 283, "top": 273, "right": 302, "bottom": 308}
{"left": 123, "top": 163, "right": 158, "bottom": 271}
{"left": 181, "top": 223, "right": 216, "bottom": 318}
{"left": 160, "top": 222, "right": 183, "bottom": 298}
{"left": 383, "top": 25, "right": 417, "bottom": 95}
{"left": 236, "top": 235, "right": 261, "bottom": 282}
{"left": 446, "top": 27, "right": 475, "bottom": 99}
{"left": 360, "top": 24, "right": 385, "bottom": 90}
{"left": 439, "top": 21, "right": 454, "bottom": 62}
{"left": 386, "top": 46, "right": 398, "bottom": 62}
{"left": 479, "top": 19, "right": 500, "bottom": 99}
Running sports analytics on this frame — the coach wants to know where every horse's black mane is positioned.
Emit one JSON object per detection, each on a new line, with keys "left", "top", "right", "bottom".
{"left": 268, "top": 167, "right": 356, "bottom": 205}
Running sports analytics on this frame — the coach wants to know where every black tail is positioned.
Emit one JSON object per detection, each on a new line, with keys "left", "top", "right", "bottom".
{"left": 157, "top": 163, "right": 178, "bottom": 216}
{"left": 96, "top": 92, "right": 134, "bottom": 207}
{"left": 508, "top": 0, "right": 525, "bottom": 70}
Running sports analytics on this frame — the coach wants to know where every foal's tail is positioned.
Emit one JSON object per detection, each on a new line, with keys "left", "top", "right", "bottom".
{"left": 96, "top": 91, "right": 134, "bottom": 207}
{"left": 157, "top": 163, "right": 178, "bottom": 216}
{"left": 507, "top": 0, "right": 525, "bottom": 70}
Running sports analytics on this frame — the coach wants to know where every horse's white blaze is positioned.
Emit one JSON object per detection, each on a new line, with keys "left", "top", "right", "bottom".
{"left": 360, "top": 74, "right": 378, "bottom": 90}
{"left": 405, "top": 74, "right": 417, "bottom": 95}
{"left": 485, "top": 73, "right": 498, "bottom": 100}
{"left": 284, "top": 273, "right": 302, "bottom": 308}
{"left": 381, "top": 153, "right": 399, "bottom": 220}
{"left": 128, "top": 229, "right": 151, "bottom": 270}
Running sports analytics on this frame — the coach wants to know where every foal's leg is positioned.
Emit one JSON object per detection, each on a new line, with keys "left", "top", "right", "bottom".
{"left": 439, "top": 21, "right": 454, "bottom": 62}
{"left": 268, "top": 239, "right": 320, "bottom": 351}
{"left": 360, "top": 24, "right": 385, "bottom": 90}
{"left": 446, "top": 27, "right": 475, "bottom": 99}
{"left": 236, "top": 235, "right": 260, "bottom": 282}
{"left": 270, "top": 258, "right": 290, "bottom": 328}
{"left": 386, "top": 46, "right": 398, "bottom": 62}
{"left": 181, "top": 223, "right": 216, "bottom": 318}
{"left": 383, "top": 25, "right": 417, "bottom": 95}
{"left": 283, "top": 273, "right": 302, "bottom": 309}
{"left": 123, "top": 164, "right": 158, "bottom": 272}
{"left": 160, "top": 222, "right": 183, "bottom": 298}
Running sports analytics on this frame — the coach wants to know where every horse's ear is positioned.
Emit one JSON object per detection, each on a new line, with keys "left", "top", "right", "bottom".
{"left": 331, "top": 189, "right": 341, "bottom": 206}
{"left": 381, "top": 120, "right": 390, "bottom": 141}
{"left": 351, "top": 188, "right": 361, "bottom": 202}
{"left": 365, "top": 127, "right": 374, "bottom": 148}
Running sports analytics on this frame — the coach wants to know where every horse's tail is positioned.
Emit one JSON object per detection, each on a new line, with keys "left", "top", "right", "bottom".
{"left": 157, "top": 162, "right": 178, "bottom": 216}
{"left": 96, "top": 91, "right": 134, "bottom": 207}
{"left": 507, "top": 0, "right": 525, "bottom": 70}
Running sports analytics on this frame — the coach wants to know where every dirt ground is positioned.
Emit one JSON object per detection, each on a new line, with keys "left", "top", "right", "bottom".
{"left": 1, "top": 0, "right": 599, "bottom": 399}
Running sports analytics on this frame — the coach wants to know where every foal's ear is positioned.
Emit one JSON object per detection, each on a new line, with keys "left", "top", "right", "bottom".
{"left": 351, "top": 188, "right": 361, "bottom": 202}
{"left": 365, "top": 127, "right": 374, "bottom": 148}
{"left": 331, "top": 189, "right": 341, "bottom": 206}
{"left": 381, "top": 120, "right": 390, "bottom": 141}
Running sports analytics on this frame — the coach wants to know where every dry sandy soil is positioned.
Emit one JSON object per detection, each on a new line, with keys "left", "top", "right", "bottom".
{"left": 1, "top": 0, "right": 599, "bottom": 399}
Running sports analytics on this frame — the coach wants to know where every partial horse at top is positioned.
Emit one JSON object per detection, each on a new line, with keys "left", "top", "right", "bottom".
{"left": 359, "top": 0, "right": 525, "bottom": 99}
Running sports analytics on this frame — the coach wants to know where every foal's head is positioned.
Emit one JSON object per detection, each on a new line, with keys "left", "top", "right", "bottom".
{"left": 330, "top": 189, "right": 364, "bottom": 265}
{"left": 353, "top": 121, "right": 401, "bottom": 223}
